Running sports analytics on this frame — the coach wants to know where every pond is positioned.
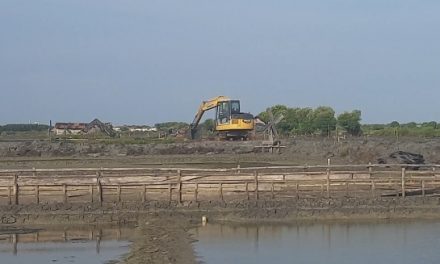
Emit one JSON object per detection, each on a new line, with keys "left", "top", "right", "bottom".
{"left": 193, "top": 220, "right": 440, "bottom": 264}
{"left": 0, "top": 225, "right": 132, "bottom": 264}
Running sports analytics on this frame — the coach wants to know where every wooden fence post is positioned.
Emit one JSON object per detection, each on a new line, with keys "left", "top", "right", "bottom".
{"left": 142, "top": 185, "right": 146, "bottom": 202}
{"left": 368, "top": 162, "right": 373, "bottom": 178}
{"left": 421, "top": 180, "right": 425, "bottom": 197}
{"left": 177, "top": 169, "right": 182, "bottom": 203}
{"left": 168, "top": 184, "right": 172, "bottom": 202}
{"left": 194, "top": 183, "right": 198, "bottom": 202}
{"left": 12, "top": 233, "right": 17, "bottom": 255}
{"left": 63, "top": 184, "right": 67, "bottom": 203}
{"left": 89, "top": 185, "right": 94, "bottom": 203}
{"left": 296, "top": 182, "right": 299, "bottom": 199}
{"left": 326, "top": 168, "right": 331, "bottom": 198}
{"left": 35, "top": 185, "right": 39, "bottom": 204}
{"left": 117, "top": 185, "right": 121, "bottom": 203}
{"left": 271, "top": 182, "right": 275, "bottom": 199}
{"left": 245, "top": 182, "right": 249, "bottom": 200}
{"left": 13, "top": 174, "right": 18, "bottom": 205}
{"left": 8, "top": 186, "right": 12, "bottom": 205}
{"left": 219, "top": 183, "right": 223, "bottom": 201}
{"left": 371, "top": 180, "right": 375, "bottom": 198}
{"left": 96, "top": 171, "right": 102, "bottom": 205}
{"left": 401, "top": 167, "right": 406, "bottom": 198}
{"left": 254, "top": 171, "right": 259, "bottom": 200}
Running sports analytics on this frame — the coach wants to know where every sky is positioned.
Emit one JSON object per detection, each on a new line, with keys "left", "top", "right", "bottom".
{"left": 1, "top": 0, "right": 439, "bottom": 125}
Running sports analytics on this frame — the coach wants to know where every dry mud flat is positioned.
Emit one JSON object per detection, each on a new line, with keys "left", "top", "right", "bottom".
{"left": 2, "top": 136, "right": 440, "bottom": 169}
{"left": 2, "top": 198, "right": 440, "bottom": 264}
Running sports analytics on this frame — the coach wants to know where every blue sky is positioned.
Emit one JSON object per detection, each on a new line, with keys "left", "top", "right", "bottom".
{"left": 1, "top": 0, "right": 439, "bottom": 125}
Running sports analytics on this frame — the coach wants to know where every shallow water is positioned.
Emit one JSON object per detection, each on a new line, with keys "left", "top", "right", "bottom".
{"left": 0, "top": 226, "right": 132, "bottom": 264}
{"left": 193, "top": 220, "right": 440, "bottom": 264}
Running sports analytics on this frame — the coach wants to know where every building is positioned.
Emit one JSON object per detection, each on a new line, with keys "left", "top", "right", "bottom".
{"left": 53, "top": 123, "right": 87, "bottom": 135}
{"left": 53, "top": 119, "right": 115, "bottom": 136}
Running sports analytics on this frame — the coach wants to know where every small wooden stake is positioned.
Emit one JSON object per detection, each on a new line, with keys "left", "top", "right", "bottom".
{"left": 246, "top": 182, "right": 249, "bottom": 200}
{"left": 422, "top": 180, "right": 425, "bottom": 197}
{"left": 371, "top": 180, "right": 375, "bottom": 198}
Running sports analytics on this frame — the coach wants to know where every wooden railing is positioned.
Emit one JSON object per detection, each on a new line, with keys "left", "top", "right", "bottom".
{"left": 0, "top": 164, "right": 439, "bottom": 205}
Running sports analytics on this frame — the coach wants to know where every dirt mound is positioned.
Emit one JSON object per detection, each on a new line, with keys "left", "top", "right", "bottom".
{"left": 378, "top": 151, "right": 425, "bottom": 165}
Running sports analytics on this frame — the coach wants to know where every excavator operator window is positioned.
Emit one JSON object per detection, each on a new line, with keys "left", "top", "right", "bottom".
{"left": 217, "top": 101, "right": 231, "bottom": 124}
{"left": 231, "top": 100, "right": 240, "bottom": 114}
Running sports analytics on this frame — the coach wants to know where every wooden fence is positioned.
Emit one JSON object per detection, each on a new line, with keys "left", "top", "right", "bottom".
{"left": 0, "top": 164, "right": 439, "bottom": 205}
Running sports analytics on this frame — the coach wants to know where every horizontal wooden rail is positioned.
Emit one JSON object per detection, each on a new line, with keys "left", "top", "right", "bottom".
{"left": 0, "top": 164, "right": 438, "bottom": 205}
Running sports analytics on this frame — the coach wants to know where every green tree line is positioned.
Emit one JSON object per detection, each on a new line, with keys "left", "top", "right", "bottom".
{"left": 258, "top": 105, "right": 362, "bottom": 136}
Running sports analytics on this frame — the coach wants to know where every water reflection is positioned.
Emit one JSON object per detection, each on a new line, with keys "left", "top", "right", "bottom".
{"left": 0, "top": 225, "right": 133, "bottom": 264}
{"left": 193, "top": 221, "right": 440, "bottom": 264}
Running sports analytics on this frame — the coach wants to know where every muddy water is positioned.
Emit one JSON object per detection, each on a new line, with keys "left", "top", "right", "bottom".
{"left": 193, "top": 221, "right": 440, "bottom": 264}
{"left": 0, "top": 225, "right": 132, "bottom": 264}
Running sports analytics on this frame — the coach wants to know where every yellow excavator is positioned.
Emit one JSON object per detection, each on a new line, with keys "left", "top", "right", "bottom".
{"left": 190, "top": 96, "right": 254, "bottom": 140}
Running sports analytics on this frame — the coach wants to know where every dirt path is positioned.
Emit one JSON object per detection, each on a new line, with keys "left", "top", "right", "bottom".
{"left": 123, "top": 216, "right": 197, "bottom": 264}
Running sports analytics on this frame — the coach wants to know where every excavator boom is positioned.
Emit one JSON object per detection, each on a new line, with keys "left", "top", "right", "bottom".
{"left": 190, "top": 96, "right": 230, "bottom": 138}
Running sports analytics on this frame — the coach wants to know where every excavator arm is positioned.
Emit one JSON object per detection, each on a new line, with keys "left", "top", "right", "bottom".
{"left": 190, "top": 96, "right": 230, "bottom": 139}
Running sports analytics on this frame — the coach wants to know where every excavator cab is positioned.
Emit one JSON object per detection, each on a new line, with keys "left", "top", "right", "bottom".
{"left": 214, "top": 100, "right": 254, "bottom": 139}
{"left": 216, "top": 100, "right": 240, "bottom": 125}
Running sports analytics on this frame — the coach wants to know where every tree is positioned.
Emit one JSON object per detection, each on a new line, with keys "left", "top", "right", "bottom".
{"left": 337, "top": 110, "right": 362, "bottom": 136}
{"left": 258, "top": 105, "right": 288, "bottom": 121}
{"left": 389, "top": 121, "right": 400, "bottom": 128}
{"left": 202, "top": 119, "right": 215, "bottom": 132}
{"left": 402, "top": 122, "right": 417, "bottom": 128}
{"left": 421, "top": 121, "right": 437, "bottom": 129}
{"left": 313, "top": 106, "right": 337, "bottom": 135}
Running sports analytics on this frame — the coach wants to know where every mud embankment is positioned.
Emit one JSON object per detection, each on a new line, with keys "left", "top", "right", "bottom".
{"left": 2, "top": 197, "right": 440, "bottom": 225}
